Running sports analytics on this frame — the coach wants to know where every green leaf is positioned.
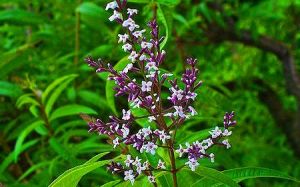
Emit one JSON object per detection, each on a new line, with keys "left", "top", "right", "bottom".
{"left": 0, "top": 81, "right": 22, "bottom": 98}
{"left": 193, "top": 167, "right": 300, "bottom": 186}
{"left": 157, "top": 4, "right": 169, "bottom": 49}
{"left": 49, "top": 104, "right": 97, "bottom": 121}
{"left": 78, "top": 90, "right": 109, "bottom": 110}
{"left": 76, "top": 2, "right": 108, "bottom": 20}
{"left": 101, "top": 180, "right": 121, "bottom": 187}
{"left": 84, "top": 152, "right": 109, "bottom": 165}
{"left": 128, "top": 0, "right": 180, "bottom": 6}
{"left": 49, "top": 160, "right": 110, "bottom": 187}
{"left": 18, "top": 162, "right": 50, "bottom": 181}
{"left": 0, "top": 9, "right": 44, "bottom": 25}
{"left": 14, "top": 120, "right": 44, "bottom": 162}
{"left": 188, "top": 166, "right": 239, "bottom": 187}
{"left": 44, "top": 74, "right": 78, "bottom": 115}
{"left": 0, "top": 140, "right": 38, "bottom": 175}
{"left": 16, "top": 94, "right": 40, "bottom": 108}
{"left": 105, "top": 56, "right": 130, "bottom": 115}
{"left": 42, "top": 74, "right": 77, "bottom": 103}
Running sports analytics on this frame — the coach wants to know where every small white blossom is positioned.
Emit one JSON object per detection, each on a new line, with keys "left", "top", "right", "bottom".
{"left": 162, "top": 73, "right": 173, "bottom": 78}
{"left": 124, "top": 170, "right": 135, "bottom": 185}
{"left": 157, "top": 159, "right": 166, "bottom": 169}
{"left": 121, "top": 124, "right": 129, "bottom": 138}
{"left": 132, "top": 156, "right": 142, "bottom": 166}
{"left": 139, "top": 54, "right": 147, "bottom": 61}
{"left": 105, "top": 1, "right": 118, "bottom": 10}
{"left": 222, "top": 139, "right": 231, "bottom": 149}
{"left": 209, "top": 153, "right": 215, "bottom": 163}
{"left": 186, "top": 91, "right": 197, "bottom": 100}
{"left": 141, "top": 41, "right": 153, "bottom": 49}
{"left": 122, "top": 63, "right": 133, "bottom": 73}
{"left": 173, "top": 106, "right": 186, "bottom": 118}
{"left": 128, "top": 51, "right": 139, "bottom": 63}
{"left": 112, "top": 137, "right": 119, "bottom": 148}
{"left": 147, "top": 116, "right": 156, "bottom": 122}
{"left": 158, "top": 130, "right": 171, "bottom": 143}
{"left": 131, "top": 98, "right": 141, "bottom": 108}
{"left": 136, "top": 163, "right": 145, "bottom": 174}
{"left": 188, "top": 106, "right": 197, "bottom": 116}
{"left": 109, "top": 10, "right": 122, "bottom": 22}
{"left": 118, "top": 33, "right": 129, "bottom": 43}
{"left": 169, "top": 87, "right": 184, "bottom": 100}
{"left": 125, "top": 155, "right": 134, "bottom": 167}
{"left": 148, "top": 175, "right": 156, "bottom": 183}
{"left": 145, "top": 61, "right": 158, "bottom": 71}
{"left": 141, "top": 126, "right": 152, "bottom": 137}
{"left": 141, "top": 81, "right": 152, "bottom": 92}
{"left": 122, "top": 43, "right": 132, "bottom": 52}
{"left": 185, "top": 158, "right": 199, "bottom": 171}
{"left": 164, "top": 113, "right": 173, "bottom": 117}
{"left": 222, "top": 129, "right": 232, "bottom": 136}
{"left": 133, "top": 29, "right": 145, "bottom": 38}
{"left": 143, "top": 142, "right": 158, "bottom": 155}
{"left": 175, "top": 144, "right": 186, "bottom": 157}
{"left": 122, "top": 18, "right": 139, "bottom": 31}
{"left": 122, "top": 109, "right": 131, "bottom": 120}
{"left": 127, "top": 8, "right": 138, "bottom": 16}
{"left": 209, "top": 126, "right": 222, "bottom": 138}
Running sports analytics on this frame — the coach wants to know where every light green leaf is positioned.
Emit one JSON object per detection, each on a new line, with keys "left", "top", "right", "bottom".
{"left": 84, "top": 152, "right": 109, "bottom": 165}
{"left": 18, "top": 161, "right": 50, "bottom": 181}
{"left": 44, "top": 75, "right": 78, "bottom": 115}
{"left": 193, "top": 167, "right": 300, "bottom": 186}
{"left": 14, "top": 120, "right": 44, "bottom": 162}
{"left": 49, "top": 104, "right": 97, "bottom": 121}
{"left": 188, "top": 166, "right": 239, "bottom": 187}
{"left": 101, "top": 180, "right": 121, "bottom": 187}
{"left": 157, "top": 4, "right": 169, "bottom": 49}
{"left": 78, "top": 90, "right": 109, "bottom": 110}
{"left": 42, "top": 74, "right": 77, "bottom": 104}
{"left": 16, "top": 94, "right": 40, "bottom": 108}
{"left": 76, "top": 2, "right": 108, "bottom": 20}
{"left": 0, "top": 9, "right": 43, "bottom": 25}
{"left": 105, "top": 56, "right": 130, "bottom": 115}
{"left": 49, "top": 160, "right": 109, "bottom": 187}
{"left": 0, "top": 81, "right": 22, "bottom": 98}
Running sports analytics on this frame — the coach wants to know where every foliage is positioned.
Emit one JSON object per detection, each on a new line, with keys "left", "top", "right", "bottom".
{"left": 0, "top": 0, "right": 300, "bottom": 186}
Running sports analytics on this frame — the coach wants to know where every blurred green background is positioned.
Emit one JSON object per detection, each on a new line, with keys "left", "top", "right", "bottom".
{"left": 1, "top": 0, "right": 300, "bottom": 186}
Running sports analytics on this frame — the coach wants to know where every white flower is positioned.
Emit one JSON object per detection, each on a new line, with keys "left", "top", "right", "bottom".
{"left": 185, "top": 158, "right": 199, "bottom": 171}
{"left": 158, "top": 130, "right": 171, "bottom": 143}
{"left": 222, "top": 129, "right": 232, "bottom": 136}
{"left": 128, "top": 51, "right": 139, "bottom": 63}
{"left": 164, "top": 113, "right": 173, "bottom": 117}
{"left": 209, "top": 126, "right": 222, "bottom": 138}
{"left": 122, "top": 109, "right": 131, "bottom": 120}
{"left": 209, "top": 153, "right": 215, "bottom": 163}
{"left": 157, "top": 159, "right": 166, "bottom": 169}
{"left": 141, "top": 126, "right": 152, "bottom": 137}
{"left": 124, "top": 170, "right": 135, "bottom": 185}
{"left": 122, "top": 43, "right": 132, "bottom": 52}
{"left": 131, "top": 98, "right": 141, "bottom": 108}
{"left": 162, "top": 73, "right": 173, "bottom": 78}
{"left": 145, "top": 61, "right": 158, "bottom": 71}
{"left": 136, "top": 163, "right": 145, "bottom": 174}
{"left": 143, "top": 161, "right": 150, "bottom": 169}
{"left": 125, "top": 155, "right": 134, "bottom": 167}
{"left": 202, "top": 138, "right": 213, "bottom": 149}
{"left": 139, "top": 54, "right": 147, "bottom": 61}
{"left": 173, "top": 106, "right": 186, "bottom": 118}
{"left": 105, "top": 1, "right": 118, "bottom": 10}
{"left": 175, "top": 144, "right": 185, "bottom": 157}
{"left": 123, "top": 63, "right": 133, "bottom": 73}
{"left": 132, "top": 156, "right": 142, "bottom": 166}
{"left": 143, "top": 142, "right": 158, "bottom": 155}
{"left": 133, "top": 29, "right": 145, "bottom": 38}
{"left": 121, "top": 124, "right": 129, "bottom": 138}
{"left": 141, "top": 81, "right": 152, "bottom": 92}
{"left": 148, "top": 116, "right": 156, "bottom": 122}
{"left": 122, "top": 18, "right": 139, "bottom": 31}
{"left": 112, "top": 137, "right": 119, "bottom": 148}
{"left": 169, "top": 87, "right": 184, "bottom": 100}
{"left": 118, "top": 33, "right": 129, "bottom": 43}
{"left": 188, "top": 106, "right": 197, "bottom": 116}
{"left": 127, "top": 8, "right": 138, "bottom": 16}
{"left": 141, "top": 41, "right": 153, "bottom": 49}
{"left": 186, "top": 91, "right": 197, "bottom": 100}
{"left": 109, "top": 10, "right": 122, "bottom": 22}
{"left": 222, "top": 139, "right": 231, "bottom": 149}
{"left": 148, "top": 175, "right": 156, "bottom": 183}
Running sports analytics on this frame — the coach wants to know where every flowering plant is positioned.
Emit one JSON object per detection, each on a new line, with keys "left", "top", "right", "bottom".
{"left": 85, "top": 0, "right": 237, "bottom": 186}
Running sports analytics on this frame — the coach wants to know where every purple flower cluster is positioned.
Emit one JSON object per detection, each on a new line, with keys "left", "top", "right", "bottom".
{"left": 84, "top": 0, "right": 238, "bottom": 185}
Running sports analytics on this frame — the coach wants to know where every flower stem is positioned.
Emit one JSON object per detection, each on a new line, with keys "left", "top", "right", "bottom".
{"left": 167, "top": 140, "right": 178, "bottom": 187}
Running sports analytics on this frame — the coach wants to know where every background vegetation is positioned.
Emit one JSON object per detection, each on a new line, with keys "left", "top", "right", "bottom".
{"left": 1, "top": 0, "right": 300, "bottom": 186}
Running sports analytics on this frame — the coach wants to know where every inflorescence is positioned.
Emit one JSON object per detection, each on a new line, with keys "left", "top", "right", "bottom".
{"left": 85, "top": 0, "right": 237, "bottom": 185}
